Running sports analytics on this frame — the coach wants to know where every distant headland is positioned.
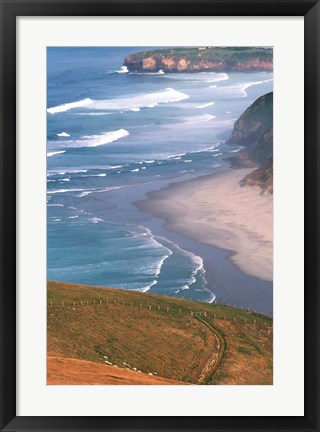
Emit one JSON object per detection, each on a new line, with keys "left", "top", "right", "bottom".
{"left": 124, "top": 47, "right": 273, "bottom": 73}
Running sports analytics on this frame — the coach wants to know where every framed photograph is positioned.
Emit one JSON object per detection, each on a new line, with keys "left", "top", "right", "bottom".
{"left": 0, "top": 0, "right": 319, "bottom": 431}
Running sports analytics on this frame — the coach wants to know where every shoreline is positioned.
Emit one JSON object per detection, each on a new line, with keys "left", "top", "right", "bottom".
{"left": 135, "top": 168, "right": 273, "bottom": 283}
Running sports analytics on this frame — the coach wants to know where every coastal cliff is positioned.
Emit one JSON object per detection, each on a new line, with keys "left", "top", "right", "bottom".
{"left": 124, "top": 47, "right": 273, "bottom": 73}
{"left": 227, "top": 92, "right": 273, "bottom": 192}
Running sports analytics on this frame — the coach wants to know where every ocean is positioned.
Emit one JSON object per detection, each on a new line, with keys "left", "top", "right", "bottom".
{"left": 47, "top": 47, "right": 273, "bottom": 306}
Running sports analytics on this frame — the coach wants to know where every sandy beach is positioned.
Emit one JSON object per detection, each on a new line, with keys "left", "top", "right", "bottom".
{"left": 137, "top": 169, "right": 273, "bottom": 282}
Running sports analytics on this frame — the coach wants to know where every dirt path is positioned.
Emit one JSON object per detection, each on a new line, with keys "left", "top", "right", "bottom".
{"left": 195, "top": 318, "right": 225, "bottom": 384}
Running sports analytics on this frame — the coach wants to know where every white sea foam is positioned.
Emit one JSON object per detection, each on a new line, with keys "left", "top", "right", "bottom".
{"left": 208, "top": 292, "right": 216, "bottom": 303}
{"left": 130, "top": 107, "right": 141, "bottom": 112}
{"left": 47, "top": 150, "right": 66, "bottom": 157}
{"left": 50, "top": 129, "right": 129, "bottom": 148}
{"left": 210, "top": 79, "right": 273, "bottom": 98}
{"left": 144, "top": 160, "right": 155, "bottom": 164}
{"left": 56, "top": 132, "right": 70, "bottom": 137}
{"left": 58, "top": 178, "right": 70, "bottom": 182}
{"left": 182, "top": 114, "right": 216, "bottom": 123}
{"left": 47, "top": 97, "right": 93, "bottom": 114}
{"left": 107, "top": 165, "right": 123, "bottom": 170}
{"left": 164, "top": 72, "right": 228, "bottom": 82}
{"left": 116, "top": 65, "right": 129, "bottom": 74}
{"left": 131, "top": 168, "right": 139, "bottom": 172}
{"left": 137, "top": 280, "right": 158, "bottom": 293}
{"left": 195, "top": 101, "right": 215, "bottom": 109}
{"left": 165, "top": 152, "right": 187, "bottom": 160}
{"left": 229, "top": 147, "right": 244, "bottom": 153}
{"left": 49, "top": 188, "right": 87, "bottom": 194}
{"left": 76, "top": 112, "right": 113, "bottom": 116}
{"left": 212, "top": 153, "right": 223, "bottom": 157}
{"left": 78, "top": 186, "right": 123, "bottom": 197}
{"left": 47, "top": 169, "right": 88, "bottom": 176}
{"left": 89, "top": 217, "right": 103, "bottom": 224}
{"left": 205, "top": 73, "right": 229, "bottom": 82}
{"left": 47, "top": 204, "right": 64, "bottom": 207}
{"left": 155, "top": 236, "right": 207, "bottom": 292}
{"left": 83, "top": 173, "right": 107, "bottom": 177}
{"left": 47, "top": 88, "right": 188, "bottom": 114}
{"left": 184, "top": 160, "right": 192, "bottom": 163}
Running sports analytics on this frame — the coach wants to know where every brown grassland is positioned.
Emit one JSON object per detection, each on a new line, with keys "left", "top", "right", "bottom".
{"left": 48, "top": 281, "right": 273, "bottom": 385}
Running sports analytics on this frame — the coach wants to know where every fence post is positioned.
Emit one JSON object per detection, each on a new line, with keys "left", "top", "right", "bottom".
{"left": 190, "top": 311, "right": 193, "bottom": 317}
{"left": 100, "top": 300, "right": 102, "bottom": 305}
{"left": 80, "top": 301, "right": 83, "bottom": 306}
{"left": 167, "top": 307, "right": 169, "bottom": 313}
{"left": 149, "top": 305, "right": 152, "bottom": 310}
{"left": 61, "top": 301, "right": 64, "bottom": 307}
{"left": 179, "top": 309, "right": 181, "bottom": 314}
{"left": 158, "top": 306, "right": 160, "bottom": 311}
{"left": 139, "top": 303, "right": 142, "bottom": 309}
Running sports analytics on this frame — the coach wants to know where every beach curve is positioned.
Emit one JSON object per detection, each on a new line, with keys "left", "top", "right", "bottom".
{"left": 135, "top": 168, "right": 273, "bottom": 282}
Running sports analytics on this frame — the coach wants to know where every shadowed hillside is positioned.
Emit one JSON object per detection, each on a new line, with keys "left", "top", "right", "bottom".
{"left": 48, "top": 281, "right": 273, "bottom": 385}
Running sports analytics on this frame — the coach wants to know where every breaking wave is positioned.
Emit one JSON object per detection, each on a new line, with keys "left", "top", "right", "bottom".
{"left": 47, "top": 88, "right": 189, "bottom": 114}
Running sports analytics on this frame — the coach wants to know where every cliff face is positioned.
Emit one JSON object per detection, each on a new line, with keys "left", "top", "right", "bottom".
{"left": 227, "top": 92, "right": 273, "bottom": 193}
{"left": 227, "top": 92, "right": 273, "bottom": 167}
{"left": 124, "top": 47, "right": 273, "bottom": 73}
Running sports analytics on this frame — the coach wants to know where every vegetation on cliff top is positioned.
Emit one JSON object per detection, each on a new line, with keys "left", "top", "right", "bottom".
{"left": 124, "top": 47, "right": 273, "bottom": 73}
{"left": 48, "top": 281, "right": 273, "bottom": 385}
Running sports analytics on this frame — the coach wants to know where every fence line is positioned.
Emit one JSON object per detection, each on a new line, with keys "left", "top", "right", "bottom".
{"left": 47, "top": 299, "right": 272, "bottom": 325}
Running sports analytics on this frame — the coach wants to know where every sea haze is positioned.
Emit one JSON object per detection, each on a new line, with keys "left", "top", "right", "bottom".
{"left": 47, "top": 47, "right": 273, "bottom": 303}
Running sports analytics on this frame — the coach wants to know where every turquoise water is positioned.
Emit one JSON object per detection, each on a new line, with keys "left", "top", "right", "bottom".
{"left": 47, "top": 47, "right": 273, "bottom": 303}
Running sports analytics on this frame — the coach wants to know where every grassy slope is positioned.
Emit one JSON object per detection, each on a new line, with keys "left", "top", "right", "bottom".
{"left": 48, "top": 357, "right": 186, "bottom": 385}
{"left": 48, "top": 281, "right": 273, "bottom": 385}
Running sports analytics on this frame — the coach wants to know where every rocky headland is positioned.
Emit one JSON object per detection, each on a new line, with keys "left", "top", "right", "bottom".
{"left": 124, "top": 47, "right": 273, "bottom": 73}
{"left": 227, "top": 92, "right": 273, "bottom": 193}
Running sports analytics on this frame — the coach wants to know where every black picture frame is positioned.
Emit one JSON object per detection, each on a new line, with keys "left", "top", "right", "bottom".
{"left": 0, "top": 1, "right": 319, "bottom": 431}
